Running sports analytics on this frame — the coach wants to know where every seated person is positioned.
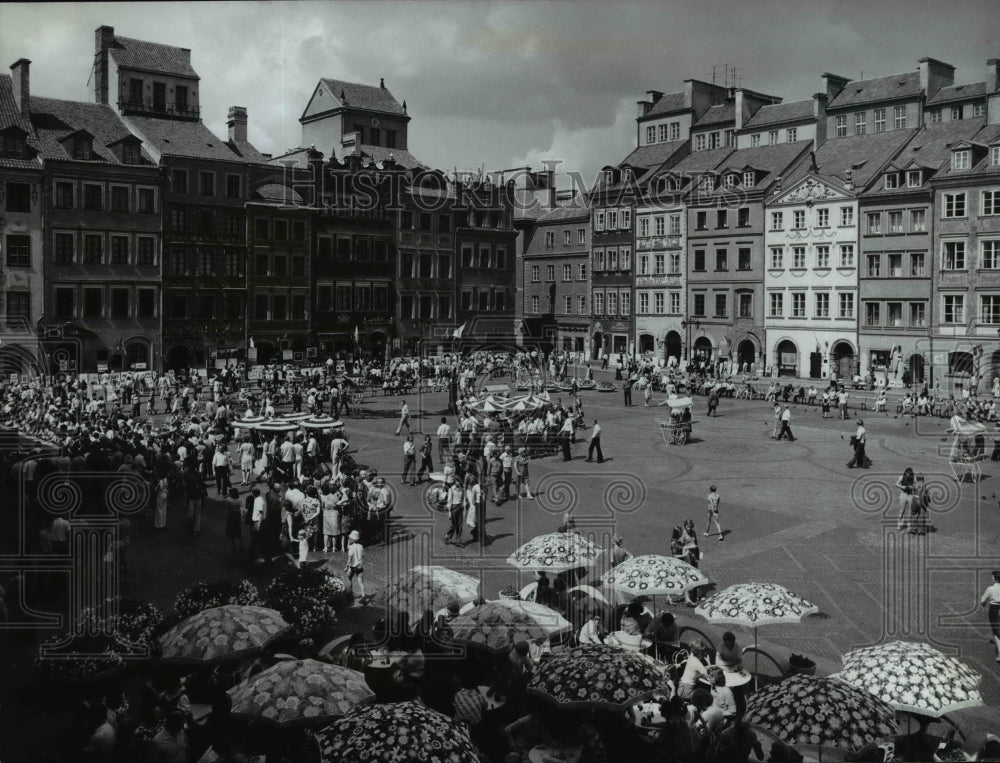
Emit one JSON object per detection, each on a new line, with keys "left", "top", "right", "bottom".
{"left": 874, "top": 389, "right": 887, "bottom": 412}
{"left": 651, "top": 612, "right": 680, "bottom": 660}
{"left": 715, "top": 631, "right": 743, "bottom": 669}
{"left": 706, "top": 666, "right": 737, "bottom": 719}
{"left": 690, "top": 688, "right": 725, "bottom": 734}
{"left": 902, "top": 394, "right": 915, "bottom": 414}
{"left": 806, "top": 386, "right": 818, "bottom": 404}
{"left": 578, "top": 612, "right": 605, "bottom": 645}
{"left": 605, "top": 629, "right": 645, "bottom": 651}
{"left": 917, "top": 394, "right": 929, "bottom": 415}
{"left": 677, "top": 641, "right": 710, "bottom": 699}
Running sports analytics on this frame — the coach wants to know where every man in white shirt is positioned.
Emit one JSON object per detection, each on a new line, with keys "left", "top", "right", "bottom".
{"left": 279, "top": 435, "right": 295, "bottom": 481}
{"left": 499, "top": 446, "right": 514, "bottom": 501}
{"left": 51, "top": 516, "right": 71, "bottom": 555}
{"left": 436, "top": 417, "right": 452, "bottom": 462}
{"left": 847, "top": 420, "right": 867, "bottom": 468}
{"left": 401, "top": 435, "right": 416, "bottom": 485}
{"left": 285, "top": 481, "right": 305, "bottom": 512}
{"left": 586, "top": 419, "right": 604, "bottom": 463}
{"left": 395, "top": 400, "right": 412, "bottom": 436}
{"left": 776, "top": 406, "right": 795, "bottom": 441}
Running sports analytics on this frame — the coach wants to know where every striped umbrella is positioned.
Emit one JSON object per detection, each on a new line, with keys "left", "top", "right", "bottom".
{"left": 254, "top": 420, "right": 300, "bottom": 434}
{"left": 232, "top": 415, "right": 267, "bottom": 430}
{"left": 277, "top": 412, "right": 312, "bottom": 423}
{"left": 300, "top": 415, "right": 344, "bottom": 430}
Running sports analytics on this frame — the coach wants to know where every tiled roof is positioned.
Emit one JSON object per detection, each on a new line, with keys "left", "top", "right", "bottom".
{"left": 227, "top": 139, "right": 268, "bottom": 162}
{"left": 665, "top": 146, "right": 735, "bottom": 176}
{"left": 110, "top": 35, "right": 199, "bottom": 78}
{"left": 319, "top": 78, "right": 406, "bottom": 116}
{"left": 743, "top": 99, "right": 814, "bottom": 129}
{"left": 642, "top": 91, "right": 686, "bottom": 118}
{"left": 925, "top": 82, "right": 988, "bottom": 106}
{"left": 881, "top": 119, "right": 985, "bottom": 175}
{"left": 537, "top": 195, "right": 590, "bottom": 223}
{"left": 827, "top": 71, "right": 921, "bottom": 109}
{"left": 126, "top": 116, "right": 245, "bottom": 161}
{"left": 693, "top": 103, "right": 735, "bottom": 128}
{"left": 715, "top": 140, "right": 812, "bottom": 177}
{"left": 29, "top": 96, "right": 153, "bottom": 164}
{"left": 0, "top": 74, "right": 34, "bottom": 133}
{"left": 251, "top": 183, "right": 304, "bottom": 205}
{"left": 785, "top": 129, "right": 915, "bottom": 190}
{"left": 935, "top": 123, "right": 1000, "bottom": 178}
{"left": 619, "top": 140, "right": 687, "bottom": 170}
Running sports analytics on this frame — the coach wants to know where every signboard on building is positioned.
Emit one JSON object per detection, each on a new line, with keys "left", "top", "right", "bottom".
{"left": 97, "top": 362, "right": 109, "bottom": 372}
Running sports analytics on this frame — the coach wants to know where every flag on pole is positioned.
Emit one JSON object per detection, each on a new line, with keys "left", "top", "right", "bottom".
{"left": 354, "top": 325, "right": 360, "bottom": 343}
{"left": 452, "top": 323, "right": 467, "bottom": 340}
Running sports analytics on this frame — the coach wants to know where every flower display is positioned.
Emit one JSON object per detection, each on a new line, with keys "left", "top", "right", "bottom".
{"left": 384, "top": 566, "right": 481, "bottom": 624}
{"left": 602, "top": 554, "right": 709, "bottom": 596}
{"left": 228, "top": 658, "right": 372, "bottom": 726}
{"left": 745, "top": 674, "right": 897, "bottom": 753}
{"left": 506, "top": 532, "right": 602, "bottom": 572}
{"left": 78, "top": 597, "right": 163, "bottom": 651}
{"left": 528, "top": 644, "right": 671, "bottom": 708}
{"left": 174, "top": 579, "right": 262, "bottom": 619}
{"left": 34, "top": 633, "right": 128, "bottom": 681}
{"left": 317, "top": 700, "right": 481, "bottom": 762}
{"left": 264, "top": 567, "right": 344, "bottom": 637}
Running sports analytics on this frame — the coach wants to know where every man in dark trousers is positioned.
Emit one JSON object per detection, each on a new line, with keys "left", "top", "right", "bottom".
{"left": 776, "top": 405, "right": 795, "bottom": 441}
{"left": 623, "top": 380, "right": 632, "bottom": 407}
{"left": 586, "top": 419, "right": 604, "bottom": 463}
{"left": 846, "top": 420, "right": 867, "bottom": 468}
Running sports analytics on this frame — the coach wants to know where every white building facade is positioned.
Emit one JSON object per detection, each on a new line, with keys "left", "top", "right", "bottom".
{"left": 634, "top": 204, "right": 686, "bottom": 363}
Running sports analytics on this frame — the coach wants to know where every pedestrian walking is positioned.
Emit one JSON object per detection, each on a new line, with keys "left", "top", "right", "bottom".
{"left": 184, "top": 463, "right": 207, "bottom": 536}
{"left": 464, "top": 474, "right": 483, "bottom": 546}
{"left": 623, "top": 380, "right": 633, "bottom": 407}
{"left": 643, "top": 381, "right": 652, "bottom": 407}
{"left": 500, "top": 445, "right": 514, "bottom": 501}
{"left": 895, "top": 467, "right": 915, "bottom": 530}
{"left": 586, "top": 419, "right": 604, "bottom": 463}
{"left": 401, "top": 434, "right": 416, "bottom": 485}
{"left": 514, "top": 447, "right": 534, "bottom": 499}
{"left": 395, "top": 400, "right": 412, "bottom": 436}
{"left": 821, "top": 391, "right": 831, "bottom": 419}
{"left": 344, "top": 530, "right": 366, "bottom": 603}
{"left": 560, "top": 416, "right": 573, "bottom": 461}
{"left": 445, "top": 479, "right": 465, "bottom": 545}
{"left": 771, "top": 403, "right": 782, "bottom": 438}
{"left": 838, "top": 389, "right": 849, "bottom": 420}
{"left": 224, "top": 487, "right": 244, "bottom": 551}
{"left": 980, "top": 570, "right": 1000, "bottom": 662}
{"left": 707, "top": 390, "right": 720, "bottom": 417}
{"left": 415, "top": 435, "right": 434, "bottom": 484}
{"left": 704, "top": 485, "right": 724, "bottom": 541}
{"left": 212, "top": 446, "right": 231, "bottom": 495}
{"left": 846, "top": 420, "right": 867, "bottom": 468}
{"left": 776, "top": 406, "right": 795, "bottom": 441}
{"left": 436, "top": 416, "right": 452, "bottom": 462}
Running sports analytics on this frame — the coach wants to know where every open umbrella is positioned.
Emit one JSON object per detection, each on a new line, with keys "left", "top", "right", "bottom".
{"left": 158, "top": 605, "right": 289, "bottom": 666}
{"left": 317, "top": 700, "right": 481, "bottom": 762}
{"left": 833, "top": 641, "right": 983, "bottom": 717}
{"left": 506, "top": 531, "right": 602, "bottom": 572}
{"left": 601, "top": 554, "right": 709, "bottom": 598}
{"left": 695, "top": 582, "right": 819, "bottom": 688}
{"left": 232, "top": 415, "right": 267, "bottom": 430}
{"left": 659, "top": 395, "right": 694, "bottom": 409}
{"left": 528, "top": 644, "right": 672, "bottom": 709}
{"left": 745, "top": 674, "right": 897, "bottom": 757}
{"left": 445, "top": 599, "right": 572, "bottom": 652}
{"left": 254, "top": 420, "right": 300, "bottom": 435}
{"left": 383, "top": 565, "right": 481, "bottom": 625}
{"left": 277, "top": 412, "right": 312, "bottom": 423}
{"left": 228, "top": 658, "right": 373, "bottom": 727}
{"left": 299, "top": 414, "right": 344, "bottom": 430}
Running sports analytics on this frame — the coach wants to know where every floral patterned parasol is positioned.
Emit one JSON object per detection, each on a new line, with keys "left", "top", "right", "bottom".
{"left": 383, "top": 566, "right": 481, "bottom": 625}
{"left": 694, "top": 582, "right": 819, "bottom": 627}
{"left": 446, "top": 599, "right": 572, "bottom": 652}
{"left": 602, "top": 554, "right": 709, "bottom": 597}
{"left": 506, "top": 532, "right": 602, "bottom": 572}
{"left": 316, "top": 700, "right": 481, "bottom": 762}
{"left": 833, "top": 641, "right": 983, "bottom": 717}
{"left": 528, "top": 644, "right": 672, "bottom": 708}
{"left": 158, "top": 605, "right": 289, "bottom": 665}
{"left": 228, "top": 658, "right": 373, "bottom": 727}
{"left": 745, "top": 674, "right": 897, "bottom": 754}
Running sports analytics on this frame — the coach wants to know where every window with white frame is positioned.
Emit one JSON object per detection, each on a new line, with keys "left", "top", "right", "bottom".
{"left": 578, "top": 295, "right": 587, "bottom": 314}
{"left": 607, "top": 248, "right": 618, "bottom": 271}
{"left": 817, "top": 208, "right": 829, "bottom": 227}
{"left": 607, "top": 292, "right": 618, "bottom": 315}
{"left": 910, "top": 209, "right": 926, "bottom": 232}
{"left": 655, "top": 254, "right": 665, "bottom": 275}
{"left": 669, "top": 252, "right": 681, "bottom": 273}
{"left": 874, "top": 108, "right": 886, "bottom": 133}
{"left": 594, "top": 249, "right": 605, "bottom": 271}
{"left": 839, "top": 244, "right": 855, "bottom": 267}
{"left": 855, "top": 112, "right": 867, "bottom": 135}
{"left": 952, "top": 150, "right": 970, "bottom": 171}
{"left": 658, "top": 124, "right": 668, "bottom": 142}
{"left": 928, "top": 109, "right": 942, "bottom": 124}
{"left": 992, "top": 146, "right": 1000, "bottom": 166}
{"left": 888, "top": 252, "right": 903, "bottom": 277}
{"left": 714, "top": 292, "right": 727, "bottom": 318}
{"left": 723, "top": 175, "right": 737, "bottom": 189}
{"left": 982, "top": 295, "right": 1000, "bottom": 324}
{"left": 942, "top": 294, "right": 964, "bottom": 324}
{"left": 769, "top": 130, "right": 779, "bottom": 145}
{"left": 620, "top": 291, "right": 630, "bottom": 315}
{"left": 578, "top": 229, "right": 586, "bottom": 244}
{"left": 815, "top": 292, "right": 830, "bottom": 318}
{"left": 888, "top": 210, "right": 903, "bottom": 233}
{"left": 770, "top": 211, "right": 783, "bottom": 230}
{"left": 639, "top": 217, "right": 649, "bottom": 237}
{"left": 910, "top": 302, "right": 925, "bottom": 327}
{"left": 907, "top": 170, "right": 921, "bottom": 187}
{"left": 607, "top": 210, "right": 618, "bottom": 229}
{"left": 621, "top": 209, "right": 632, "bottom": 230}
{"left": 620, "top": 247, "right": 631, "bottom": 271}
{"left": 791, "top": 292, "right": 805, "bottom": 318}
{"left": 563, "top": 263, "right": 572, "bottom": 281}
{"left": 835, "top": 115, "right": 847, "bottom": 137}
{"left": 738, "top": 292, "right": 752, "bottom": 318}
{"left": 866, "top": 212, "right": 882, "bottom": 234}
{"left": 943, "top": 193, "right": 966, "bottom": 218}
{"left": 770, "top": 246, "right": 783, "bottom": 269}
{"left": 942, "top": 241, "right": 966, "bottom": 270}
{"left": 816, "top": 245, "right": 830, "bottom": 268}
{"left": 670, "top": 122, "right": 680, "bottom": 140}
{"left": 951, "top": 105, "right": 962, "bottom": 121}
{"left": 695, "top": 134, "right": 706, "bottom": 151}
{"left": 865, "top": 302, "right": 881, "bottom": 326}
{"left": 530, "top": 265, "right": 540, "bottom": 282}
{"left": 792, "top": 246, "right": 806, "bottom": 268}
{"left": 983, "top": 190, "right": 1000, "bottom": 216}
{"left": 793, "top": 210, "right": 805, "bottom": 229}
{"left": 646, "top": 126, "right": 656, "bottom": 144}
{"left": 840, "top": 206, "right": 853, "bottom": 227}
{"left": 894, "top": 105, "right": 906, "bottom": 129}
{"left": 638, "top": 254, "right": 649, "bottom": 276}
{"left": 887, "top": 301, "right": 903, "bottom": 327}
{"left": 545, "top": 231, "right": 555, "bottom": 248}
{"left": 973, "top": 103, "right": 986, "bottom": 118}
{"left": 769, "top": 292, "right": 783, "bottom": 317}
{"left": 839, "top": 292, "right": 854, "bottom": 318}
{"left": 531, "top": 295, "right": 540, "bottom": 314}
{"left": 751, "top": 134, "right": 761, "bottom": 148}
{"left": 546, "top": 264, "right": 555, "bottom": 281}
{"left": 669, "top": 214, "right": 681, "bottom": 235}
{"left": 668, "top": 292, "right": 680, "bottom": 313}
{"left": 594, "top": 211, "right": 605, "bottom": 231}
{"left": 638, "top": 292, "right": 649, "bottom": 314}
{"left": 910, "top": 252, "right": 926, "bottom": 276}
{"left": 884, "top": 173, "right": 900, "bottom": 189}
{"left": 654, "top": 292, "right": 665, "bottom": 314}
{"left": 564, "top": 296, "right": 572, "bottom": 314}
{"left": 786, "top": 128, "right": 797, "bottom": 142}
{"left": 563, "top": 230, "right": 572, "bottom": 246}
{"left": 982, "top": 240, "right": 1000, "bottom": 269}
{"left": 594, "top": 292, "right": 604, "bottom": 314}
{"left": 578, "top": 263, "right": 587, "bottom": 280}
{"left": 867, "top": 254, "right": 881, "bottom": 277}
{"left": 725, "top": 129, "right": 735, "bottom": 147}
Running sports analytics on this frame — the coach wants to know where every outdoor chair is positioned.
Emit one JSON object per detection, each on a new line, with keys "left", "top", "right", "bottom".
{"left": 519, "top": 581, "right": 538, "bottom": 602}
{"left": 949, "top": 452, "right": 985, "bottom": 483}
{"left": 740, "top": 646, "right": 816, "bottom": 689}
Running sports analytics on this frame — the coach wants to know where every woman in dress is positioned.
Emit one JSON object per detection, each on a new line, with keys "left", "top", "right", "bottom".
{"left": 238, "top": 436, "right": 255, "bottom": 486}
{"left": 895, "top": 467, "right": 916, "bottom": 531}
{"left": 154, "top": 469, "right": 169, "bottom": 529}
{"left": 335, "top": 486, "right": 353, "bottom": 553}
{"left": 320, "top": 483, "right": 340, "bottom": 553}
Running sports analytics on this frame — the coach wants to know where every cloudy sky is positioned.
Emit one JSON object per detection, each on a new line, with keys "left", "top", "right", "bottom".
{"left": 3, "top": 1, "right": 997, "bottom": 184}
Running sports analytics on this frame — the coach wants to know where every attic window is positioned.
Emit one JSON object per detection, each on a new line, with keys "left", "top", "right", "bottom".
{"left": 952, "top": 149, "right": 971, "bottom": 171}
{"left": 0, "top": 132, "right": 27, "bottom": 159}
{"left": 743, "top": 171, "right": 755, "bottom": 187}
{"left": 72, "top": 137, "right": 93, "bottom": 160}
{"left": 907, "top": 170, "right": 922, "bottom": 187}
{"left": 884, "top": 173, "right": 900, "bottom": 190}
{"left": 122, "top": 142, "right": 140, "bottom": 165}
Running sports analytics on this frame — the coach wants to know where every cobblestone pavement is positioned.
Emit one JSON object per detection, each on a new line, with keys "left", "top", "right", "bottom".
{"left": 20, "top": 379, "right": 1000, "bottom": 737}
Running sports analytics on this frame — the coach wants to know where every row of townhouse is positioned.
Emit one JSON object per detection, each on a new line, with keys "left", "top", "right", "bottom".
{"left": 520, "top": 55, "right": 1000, "bottom": 388}
{"left": 0, "top": 26, "right": 515, "bottom": 375}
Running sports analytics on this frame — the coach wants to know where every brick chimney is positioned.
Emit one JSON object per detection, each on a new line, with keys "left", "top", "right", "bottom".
{"left": 918, "top": 57, "right": 955, "bottom": 98}
{"left": 227, "top": 106, "right": 248, "bottom": 143}
{"left": 10, "top": 59, "right": 30, "bottom": 116}
{"left": 988, "top": 58, "right": 1000, "bottom": 93}
{"left": 812, "top": 93, "right": 828, "bottom": 148}
{"left": 821, "top": 73, "right": 850, "bottom": 101}
{"left": 94, "top": 25, "right": 115, "bottom": 104}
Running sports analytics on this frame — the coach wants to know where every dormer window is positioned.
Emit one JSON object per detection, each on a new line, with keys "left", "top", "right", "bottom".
{"left": 952, "top": 149, "right": 971, "bottom": 171}
{"left": 884, "top": 173, "right": 900, "bottom": 190}
{"left": 723, "top": 174, "right": 737, "bottom": 190}
{"left": 992, "top": 146, "right": 1000, "bottom": 166}
{"left": 0, "top": 130, "right": 27, "bottom": 159}
{"left": 699, "top": 175, "right": 714, "bottom": 192}
{"left": 603, "top": 170, "right": 614, "bottom": 186}
{"left": 743, "top": 171, "right": 755, "bottom": 188}
{"left": 622, "top": 168, "right": 632, "bottom": 183}
{"left": 660, "top": 177, "right": 676, "bottom": 192}
{"left": 122, "top": 142, "right": 140, "bottom": 165}
{"left": 906, "top": 170, "right": 922, "bottom": 187}
{"left": 73, "top": 138, "right": 93, "bottom": 160}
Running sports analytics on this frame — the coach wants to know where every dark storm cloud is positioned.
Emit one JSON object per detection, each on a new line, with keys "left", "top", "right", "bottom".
{"left": 2, "top": 0, "right": 997, "bottom": 182}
